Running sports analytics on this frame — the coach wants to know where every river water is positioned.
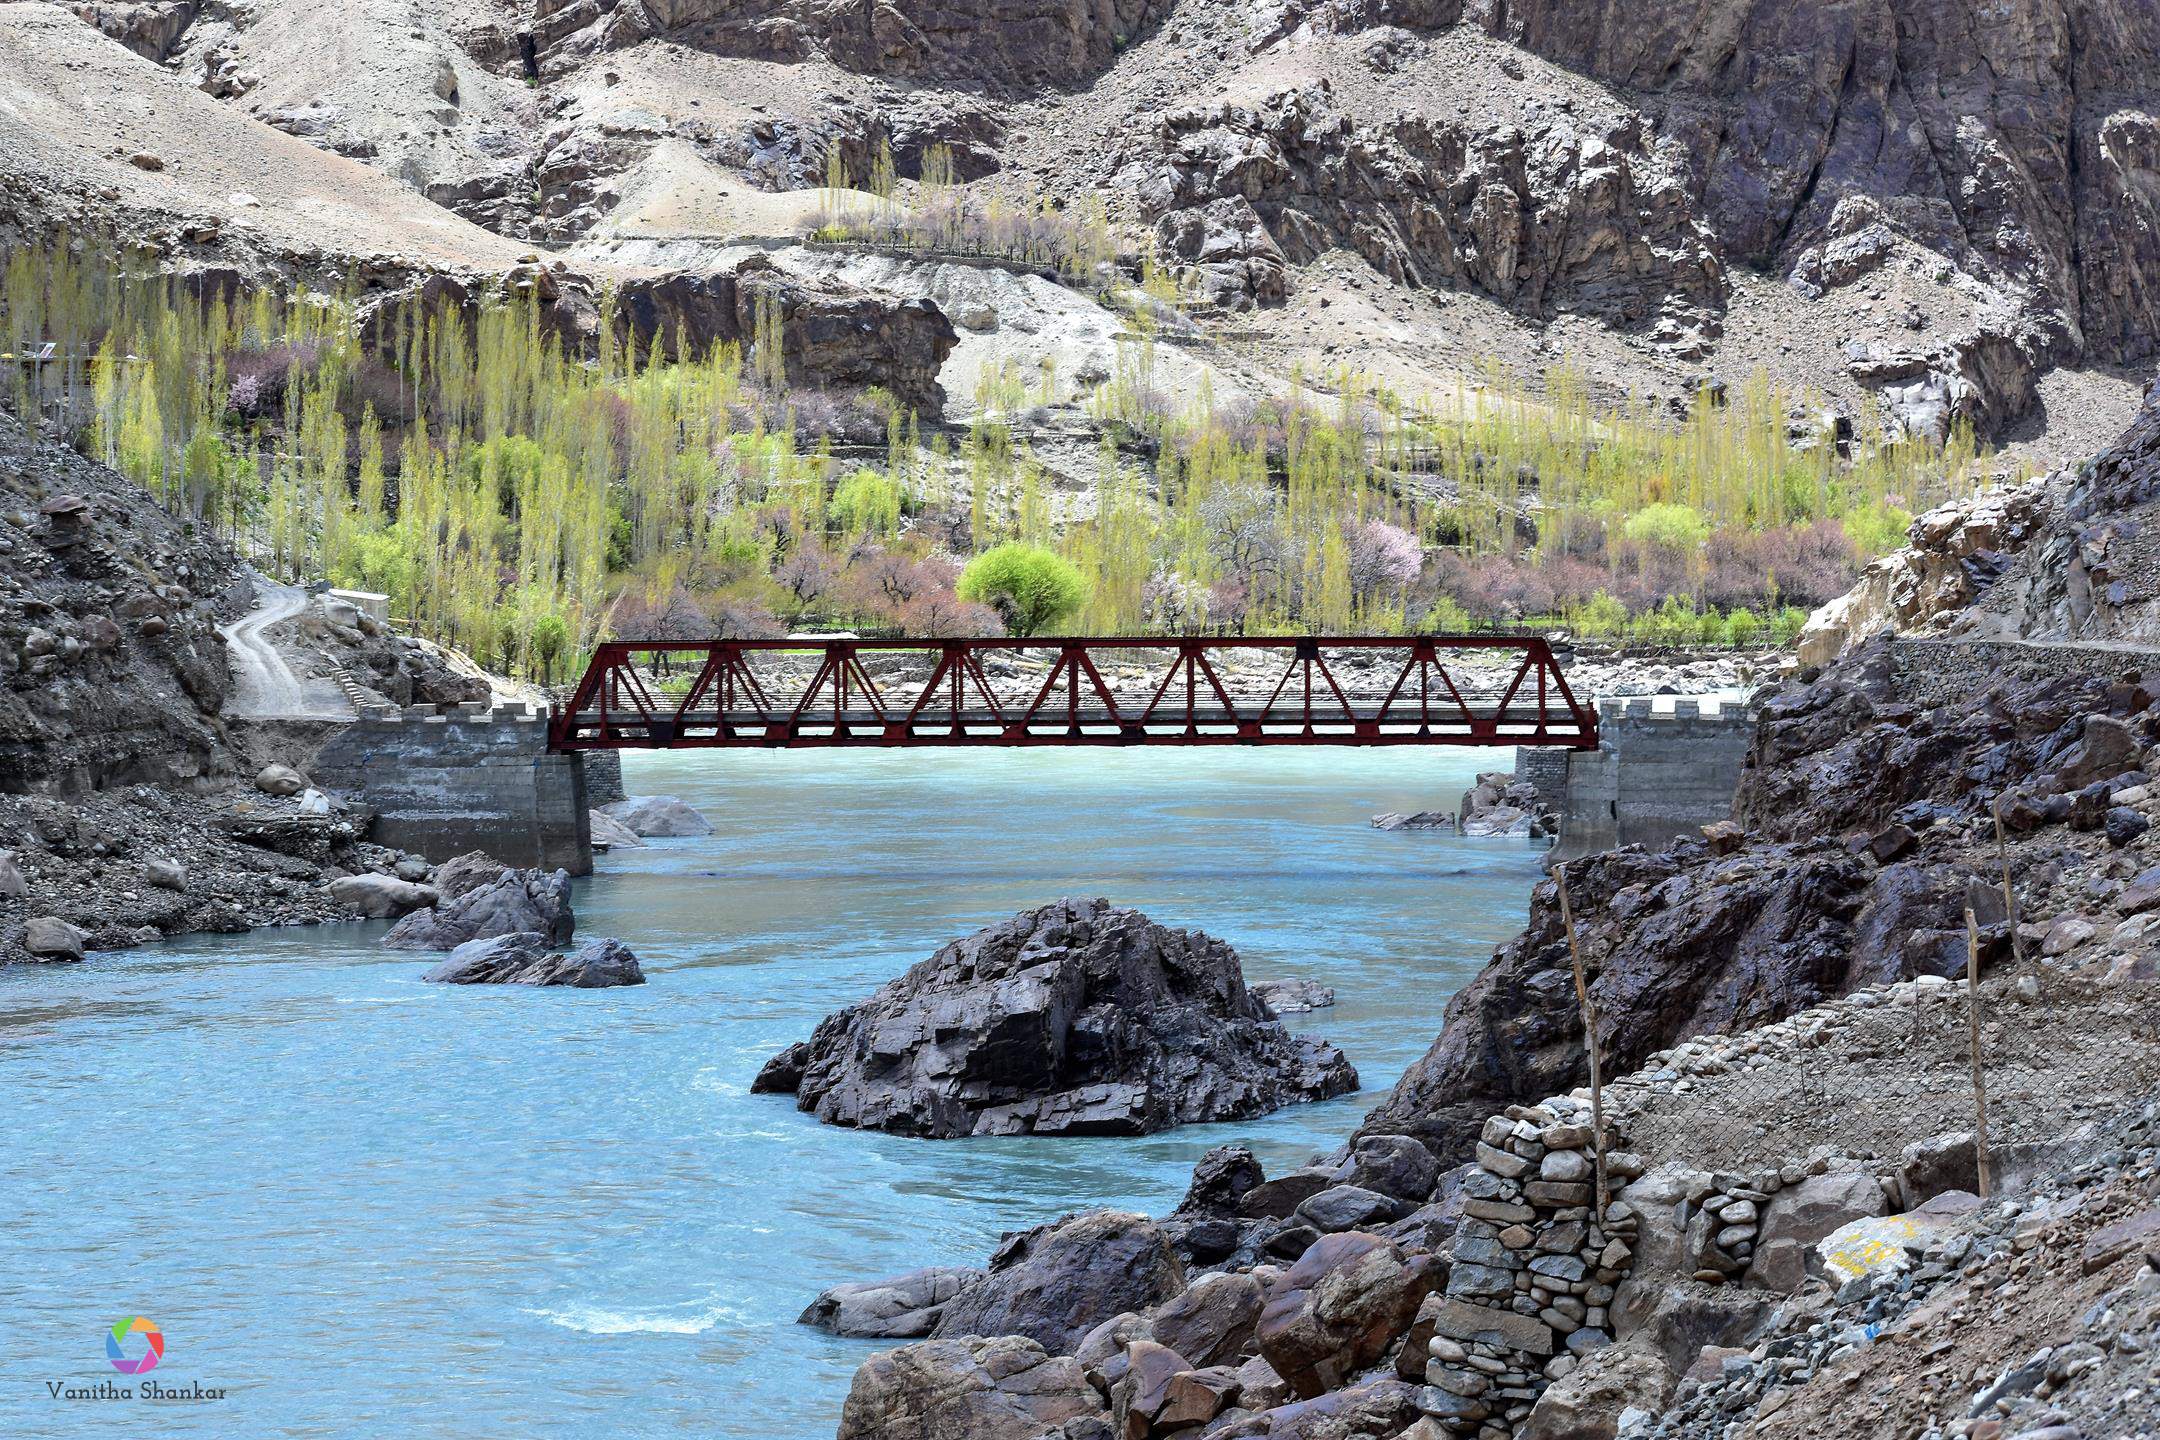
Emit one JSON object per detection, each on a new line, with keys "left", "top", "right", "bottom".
{"left": 0, "top": 749, "right": 1545, "bottom": 1438}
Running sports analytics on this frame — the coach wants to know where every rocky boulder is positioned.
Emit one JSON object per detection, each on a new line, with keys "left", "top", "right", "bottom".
{"left": 1146, "top": 1270, "right": 1265, "bottom": 1370}
{"left": 429, "top": 851, "right": 513, "bottom": 899}
{"left": 254, "top": 762, "right": 308, "bottom": 797}
{"left": 752, "top": 899, "right": 1357, "bottom": 1138}
{"left": 1209, "top": 1374, "right": 1423, "bottom": 1438}
{"left": 800, "top": 1266, "right": 984, "bottom": 1339}
{"left": 1253, "top": 1231, "right": 1439, "bottom": 1398}
{"left": 1253, "top": 978, "right": 1335, "bottom": 1013}
{"left": 1745, "top": 1167, "right": 1888, "bottom": 1293}
{"left": 381, "top": 867, "right": 575, "bottom": 951}
{"left": 326, "top": 873, "right": 438, "bottom": 919}
{"left": 587, "top": 810, "right": 646, "bottom": 850}
{"left": 421, "top": 933, "right": 643, "bottom": 987}
{"left": 598, "top": 795, "right": 712, "bottom": 838}
{"left": 835, "top": 1334, "right": 1106, "bottom": 1440}
{"left": 931, "top": 1209, "right": 1186, "bottom": 1355}
{"left": 21, "top": 916, "right": 88, "bottom": 961}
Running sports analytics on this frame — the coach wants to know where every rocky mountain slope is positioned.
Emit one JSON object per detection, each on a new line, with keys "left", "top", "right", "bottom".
{"left": 0, "top": 410, "right": 451, "bottom": 962}
{"left": 1358, "top": 379, "right": 2160, "bottom": 1169}
{"left": 0, "top": 409, "right": 238, "bottom": 791}
{"left": 22, "top": 0, "right": 2160, "bottom": 454}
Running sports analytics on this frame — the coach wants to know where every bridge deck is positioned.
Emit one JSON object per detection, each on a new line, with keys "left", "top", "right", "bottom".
{"left": 549, "top": 636, "right": 1598, "bottom": 751}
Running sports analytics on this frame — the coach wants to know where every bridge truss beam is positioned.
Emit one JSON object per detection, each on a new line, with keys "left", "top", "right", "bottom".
{"left": 548, "top": 636, "right": 1598, "bottom": 751}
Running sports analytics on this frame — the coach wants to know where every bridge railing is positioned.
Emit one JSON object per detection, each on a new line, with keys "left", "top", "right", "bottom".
{"left": 548, "top": 635, "right": 1597, "bottom": 752}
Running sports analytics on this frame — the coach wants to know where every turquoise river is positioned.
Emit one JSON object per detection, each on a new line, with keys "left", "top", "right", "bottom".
{"left": 0, "top": 747, "right": 1546, "bottom": 1438}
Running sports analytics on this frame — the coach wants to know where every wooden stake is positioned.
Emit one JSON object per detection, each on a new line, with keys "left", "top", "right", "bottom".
{"left": 1556, "top": 866, "right": 1609, "bottom": 1220}
{"left": 1964, "top": 906, "right": 1992, "bottom": 1199}
{"left": 1993, "top": 798, "right": 2023, "bottom": 971}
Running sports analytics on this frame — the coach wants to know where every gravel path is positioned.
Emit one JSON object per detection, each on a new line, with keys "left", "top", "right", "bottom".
{"left": 216, "top": 572, "right": 354, "bottom": 720}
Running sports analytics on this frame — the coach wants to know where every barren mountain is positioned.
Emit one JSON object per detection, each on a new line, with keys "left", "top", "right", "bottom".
{"left": 22, "top": 0, "right": 2156, "bottom": 456}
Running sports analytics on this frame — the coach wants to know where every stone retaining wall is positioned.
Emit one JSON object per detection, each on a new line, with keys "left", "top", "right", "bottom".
{"left": 1510, "top": 748, "right": 1571, "bottom": 814}
{"left": 309, "top": 703, "right": 592, "bottom": 875}
{"left": 1549, "top": 698, "right": 1756, "bottom": 862}
{"left": 581, "top": 747, "right": 625, "bottom": 807}
{"left": 1892, "top": 636, "right": 2160, "bottom": 709}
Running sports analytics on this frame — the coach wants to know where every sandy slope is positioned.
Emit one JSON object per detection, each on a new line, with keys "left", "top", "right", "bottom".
{"left": 0, "top": 2, "right": 530, "bottom": 274}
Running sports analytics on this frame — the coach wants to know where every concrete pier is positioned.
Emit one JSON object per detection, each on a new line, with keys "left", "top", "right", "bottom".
{"left": 1544, "top": 696, "right": 1756, "bottom": 862}
{"left": 310, "top": 703, "right": 593, "bottom": 874}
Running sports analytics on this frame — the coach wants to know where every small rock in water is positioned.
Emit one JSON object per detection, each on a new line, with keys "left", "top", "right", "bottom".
{"left": 422, "top": 932, "right": 644, "bottom": 987}
{"left": 1254, "top": 978, "right": 1337, "bottom": 1013}
{"left": 23, "top": 916, "right": 89, "bottom": 962}
{"left": 588, "top": 809, "right": 646, "bottom": 851}
{"left": 1372, "top": 811, "right": 1454, "bottom": 831}
{"left": 798, "top": 1266, "right": 983, "bottom": 1338}
{"left": 600, "top": 795, "right": 712, "bottom": 837}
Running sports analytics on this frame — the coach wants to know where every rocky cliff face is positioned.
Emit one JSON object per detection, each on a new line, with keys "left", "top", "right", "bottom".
{"left": 1960, "top": 376, "right": 2160, "bottom": 644}
{"left": 1127, "top": 82, "right": 1725, "bottom": 339}
{"left": 615, "top": 255, "right": 959, "bottom": 416}
{"left": 1798, "top": 375, "right": 2160, "bottom": 662}
{"left": 1489, "top": 0, "right": 2160, "bottom": 371}
{"left": 0, "top": 412, "right": 237, "bottom": 792}
{"left": 752, "top": 898, "right": 1358, "bottom": 1137}
{"left": 1354, "top": 629, "right": 2159, "bottom": 1165}
{"left": 535, "top": 0, "right": 1174, "bottom": 90}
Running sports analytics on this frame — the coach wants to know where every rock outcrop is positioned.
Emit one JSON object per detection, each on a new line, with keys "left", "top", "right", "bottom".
{"left": 380, "top": 866, "right": 576, "bottom": 951}
{"left": 1127, "top": 82, "right": 1723, "bottom": 339}
{"left": 1486, "top": 0, "right": 2160, "bottom": 378}
{"left": 1959, "top": 377, "right": 2160, "bottom": 645}
{"left": 537, "top": 0, "right": 1173, "bottom": 92}
{"left": 613, "top": 257, "right": 959, "bottom": 417}
{"left": 752, "top": 898, "right": 1357, "bottom": 1138}
{"left": 1796, "top": 479, "right": 2050, "bottom": 665}
{"left": 1354, "top": 630, "right": 2151, "bottom": 1165}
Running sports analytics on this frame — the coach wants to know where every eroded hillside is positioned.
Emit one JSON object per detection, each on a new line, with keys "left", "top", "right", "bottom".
{"left": 21, "top": 0, "right": 2160, "bottom": 458}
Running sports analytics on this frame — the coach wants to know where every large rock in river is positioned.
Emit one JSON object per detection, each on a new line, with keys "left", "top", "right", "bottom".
{"left": 381, "top": 867, "right": 575, "bottom": 951}
{"left": 751, "top": 898, "right": 1357, "bottom": 1137}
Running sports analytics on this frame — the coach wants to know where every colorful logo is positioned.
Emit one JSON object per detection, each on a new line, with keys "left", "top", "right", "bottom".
{"left": 106, "top": 1318, "right": 163, "bottom": 1375}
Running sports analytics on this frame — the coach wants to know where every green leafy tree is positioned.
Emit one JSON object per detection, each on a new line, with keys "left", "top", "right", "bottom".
{"left": 832, "top": 468, "right": 902, "bottom": 538}
{"left": 957, "top": 543, "right": 1089, "bottom": 636}
{"left": 1620, "top": 502, "right": 1710, "bottom": 554}
{"left": 531, "top": 614, "right": 569, "bottom": 683}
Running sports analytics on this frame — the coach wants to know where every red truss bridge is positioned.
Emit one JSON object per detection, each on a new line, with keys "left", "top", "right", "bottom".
{"left": 548, "top": 636, "right": 1597, "bottom": 751}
